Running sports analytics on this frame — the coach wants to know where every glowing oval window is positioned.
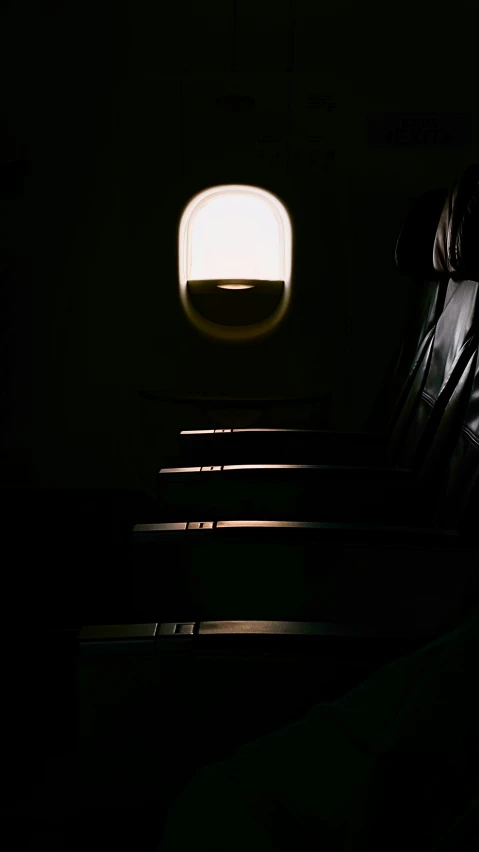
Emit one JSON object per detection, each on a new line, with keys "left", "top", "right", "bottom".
{"left": 178, "top": 184, "right": 292, "bottom": 341}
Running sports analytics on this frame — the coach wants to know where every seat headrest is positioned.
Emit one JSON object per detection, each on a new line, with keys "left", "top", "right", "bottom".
{"left": 395, "top": 188, "right": 448, "bottom": 278}
{"left": 433, "top": 164, "right": 479, "bottom": 279}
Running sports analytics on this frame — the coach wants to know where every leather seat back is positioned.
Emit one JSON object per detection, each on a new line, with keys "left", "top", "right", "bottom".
{"left": 385, "top": 166, "right": 479, "bottom": 470}
{"left": 395, "top": 188, "right": 450, "bottom": 347}
{"left": 441, "top": 356, "right": 479, "bottom": 529}
{"left": 413, "top": 168, "right": 479, "bottom": 529}
{"left": 368, "top": 188, "right": 449, "bottom": 431}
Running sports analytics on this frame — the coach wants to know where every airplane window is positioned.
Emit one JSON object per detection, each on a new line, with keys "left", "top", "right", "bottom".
{"left": 178, "top": 184, "right": 292, "bottom": 340}
{"left": 189, "top": 193, "right": 281, "bottom": 281}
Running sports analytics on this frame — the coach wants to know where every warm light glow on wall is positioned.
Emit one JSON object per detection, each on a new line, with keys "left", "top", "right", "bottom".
{"left": 189, "top": 194, "right": 282, "bottom": 280}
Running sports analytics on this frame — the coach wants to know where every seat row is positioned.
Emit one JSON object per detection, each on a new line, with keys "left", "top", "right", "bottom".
{"left": 130, "top": 165, "right": 479, "bottom": 636}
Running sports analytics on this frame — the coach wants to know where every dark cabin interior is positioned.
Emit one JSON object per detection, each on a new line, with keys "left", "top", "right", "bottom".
{"left": 3, "top": 2, "right": 479, "bottom": 850}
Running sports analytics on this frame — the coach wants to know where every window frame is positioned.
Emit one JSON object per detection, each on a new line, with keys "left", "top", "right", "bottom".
{"left": 178, "top": 184, "right": 292, "bottom": 342}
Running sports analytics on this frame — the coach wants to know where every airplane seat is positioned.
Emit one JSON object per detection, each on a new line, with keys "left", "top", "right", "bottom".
{"left": 155, "top": 166, "right": 479, "bottom": 525}
{"left": 420, "top": 173, "right": 479, "bottom": 532}
{"left": 167, "top": 184, "right": 453, "bottom": 469}
{"left": 156, "top": 598, "right": 479, "bottom": 852}
{"left": 127, "top": 171, "right": 479, "bottom": 631}
{"left": 388, "top": 163, "right": 479, "bottom": 471}
{"left": 366, "top": 186, "right": 449, "bottom": 431}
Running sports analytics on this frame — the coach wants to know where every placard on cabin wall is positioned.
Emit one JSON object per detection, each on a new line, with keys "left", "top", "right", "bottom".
{"left": 366, "top": 113, "right": 473, "bottom": 147}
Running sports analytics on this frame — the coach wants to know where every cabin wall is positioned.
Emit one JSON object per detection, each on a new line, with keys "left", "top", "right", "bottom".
{"left": 1, "top": 1, "right": 477, "bottom": 491}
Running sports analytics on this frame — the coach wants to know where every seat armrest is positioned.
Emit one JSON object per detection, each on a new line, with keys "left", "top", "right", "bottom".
{"left": 220, "top": 464, "right": 412, "bottom": 481}
{"left": 134, "top": 518, "right": 461, "bottom": 548}
{"left": 159, "top": 463, "right": 412, "bottom": 481}
{"left": 180, "top": 429, "right": 387, "bottom": 442}
{"left": 177, "top": 429, "right": 388, "bottom": 466}
{"left": 76, "top": 619, "right": 439, "bottom": 655}
{"left": 211, "top": 519, "right": 460, "bottom": 548}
